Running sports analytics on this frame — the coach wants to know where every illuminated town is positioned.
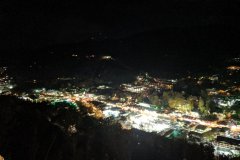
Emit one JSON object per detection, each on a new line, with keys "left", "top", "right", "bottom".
{"left": 1, "top": 55, "right": 240, "bottom": 159}
{"left": 1, "top": 0, "right": 240, "bottom": 159}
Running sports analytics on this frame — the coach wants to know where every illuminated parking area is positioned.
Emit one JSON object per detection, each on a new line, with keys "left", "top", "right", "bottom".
{"left": 101, "top": 103, "right": 171, "bottom": 134}
{"left": 128, "top": 114, "right": 170, "bottom": 133}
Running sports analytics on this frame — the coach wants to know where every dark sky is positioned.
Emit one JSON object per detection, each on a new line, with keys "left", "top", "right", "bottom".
{"left": 1, "top": 0, "right": 240, "bottom": 56}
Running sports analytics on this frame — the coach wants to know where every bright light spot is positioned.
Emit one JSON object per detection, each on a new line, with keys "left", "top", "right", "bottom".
{"left": 103, "top": 109, "right": 120, "bottom": 118}
{"left": 72, "top": 54, "right": 78, "bottom": 57}
{"left": 101, "top": 56, "right": 113, "bottom": 60}
{"left": 137, "top": 102, "right": 151, "bottom": 108}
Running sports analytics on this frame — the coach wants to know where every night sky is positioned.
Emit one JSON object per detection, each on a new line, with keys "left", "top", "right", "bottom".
{"left": 1, "top": 0, "right": 240, "bottom": 57}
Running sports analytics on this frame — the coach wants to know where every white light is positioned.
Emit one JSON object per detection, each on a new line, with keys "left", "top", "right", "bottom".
{"left": 8, "top": 85, "right": 14, "bottom": 89}
{"left": 137, "top": 102, "right": 151, "bottom": 108}
{"left": 101, "top": 56, "right": 113, "bottom": 60}
{"left": 103, "top": 109, "right": 120, "bottom": 118}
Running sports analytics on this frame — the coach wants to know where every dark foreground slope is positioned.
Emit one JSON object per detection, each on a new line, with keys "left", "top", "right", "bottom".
{"left": 0, "top": 96, "right": 237, "bottom": 160}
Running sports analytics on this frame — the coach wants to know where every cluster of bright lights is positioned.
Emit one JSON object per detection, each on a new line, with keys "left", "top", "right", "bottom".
{"left": 0, "top": 67, "right": 14, "bottom": 94}
{"left": 227, "top": 66, "right": 240, "bottom": 71}
{"left": 13, "top": 72, "right": 240, "bottom": 158}
{"left": 101, "top": 101, "right": 171, "bottom": 133}
{"left": 128, "top": 114, "right": 170, "bottom": 133}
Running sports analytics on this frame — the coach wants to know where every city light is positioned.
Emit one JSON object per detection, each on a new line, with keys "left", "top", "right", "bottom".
{"left": 2, "top": 71, "right": 240, "bottom": 158}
